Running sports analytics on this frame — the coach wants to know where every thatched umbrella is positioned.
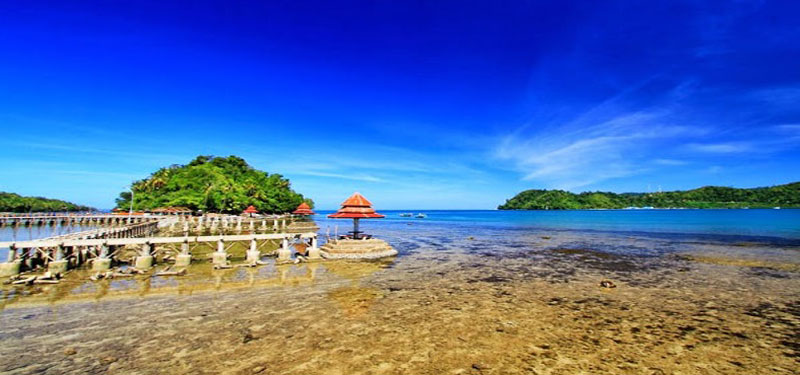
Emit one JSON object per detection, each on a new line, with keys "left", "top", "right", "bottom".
{"left": 242, "top": 205, "right": 258, "bottom": 217}
{"left": 292, "top": 202, "right": 316, "bottom": 216}
{"left": 327, "top": 192, "right": 384, "bottom": 239}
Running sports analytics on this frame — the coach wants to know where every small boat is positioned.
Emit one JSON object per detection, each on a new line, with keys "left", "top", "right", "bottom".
{"left": 415, "top": 213, "right": 427, "bottom": 218}
{"left": 773, "top": 207, "right": 781, "bottom": 210}
{"left": 399, "top": 213, "right": 413, "bottom": 217}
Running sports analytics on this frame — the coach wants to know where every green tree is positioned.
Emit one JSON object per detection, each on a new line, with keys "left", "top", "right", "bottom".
{"left": 499, "top": 182, "right": 800, "bottom": 210}
{"left": 115, "top": 155, "right": 312, "bottom": 214}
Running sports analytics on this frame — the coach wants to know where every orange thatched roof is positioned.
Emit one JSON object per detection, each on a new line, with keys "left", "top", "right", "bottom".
{"left": 328, "top": 192, "right": 385, "bottom": 219}
{"left": 292, "top": 202, "right": 316, "bottom": 215}
{"left": 243, "top": 205, "right": 258, "bottom": 214}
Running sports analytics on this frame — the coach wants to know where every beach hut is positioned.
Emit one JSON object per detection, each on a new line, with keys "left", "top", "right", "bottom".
{"left": 328, "top": 192, "right": 385, "bottom": 239}
{"left": 292, "top": 202, "right": 316, "bottom": 216}
{"left": 242, "top": 205, "right": 258, "bottom": 217}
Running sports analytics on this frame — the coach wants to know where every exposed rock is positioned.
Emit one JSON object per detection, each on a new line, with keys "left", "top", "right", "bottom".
{"left": 100, "top": 356, "right": 117, "bottom": 365}
{"left": 600, "top": 280, "right": 617, "bottom": 288}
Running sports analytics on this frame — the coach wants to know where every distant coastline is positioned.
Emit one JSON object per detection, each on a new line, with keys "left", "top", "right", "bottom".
{"left": 498, "top": 182, "right": 800, "bottom": 210}
{"left": 0, "top": 192, "right": 94, "bottom": 213}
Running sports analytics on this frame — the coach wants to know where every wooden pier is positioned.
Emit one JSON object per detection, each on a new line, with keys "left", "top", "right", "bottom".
{"left": 0, "top": 214, "right": 153, "bottom": 227}
{"left": 0, "top": 214, "right": 318, "bottom": 278}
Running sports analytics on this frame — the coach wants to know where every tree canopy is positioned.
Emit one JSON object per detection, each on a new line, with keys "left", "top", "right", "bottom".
{"left": 498, "top": 182, "right": 800, "bottom": 210}
{"left": 0, "top": 192, "right": 93, "bottom": 212}
{"left": 115, "top": 155, "right": 313, "bottom": 213}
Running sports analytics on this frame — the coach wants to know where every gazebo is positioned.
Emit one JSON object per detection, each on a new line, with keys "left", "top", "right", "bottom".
{"left": 292, "top": 202, "right": 316, "bottom": 216}
{"left": 242, "top": 205, "right": 258, "bottom": 217}
{"left": 320, "top": 192, "right": 396, "bottom": 259}
{"left": 328, "top": 192, "right": 385, "bottom": 239}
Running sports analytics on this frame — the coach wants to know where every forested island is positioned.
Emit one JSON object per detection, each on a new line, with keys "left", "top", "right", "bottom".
{"left": 499, "top": 182, "right": 800, "bottom": 210}
{"left": 115, "top": 155, "right": 312, "bottom": 214}
{"left": 0, "top": 192, "right": 94, "bottom": 212}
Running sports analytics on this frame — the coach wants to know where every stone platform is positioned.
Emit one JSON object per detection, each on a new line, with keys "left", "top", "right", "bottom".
{"left": 286, "top": 221, "right": 319, "bottom": 234}
{"left": 320, "top": 238, "right": 398, "bottom": 259}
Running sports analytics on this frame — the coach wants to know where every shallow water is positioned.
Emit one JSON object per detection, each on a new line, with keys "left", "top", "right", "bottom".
{"left": 0, "top": 211, "right": 798, "bottom": 374}
{"left": 0, "top": 224, "right": 100, "bottom": 260}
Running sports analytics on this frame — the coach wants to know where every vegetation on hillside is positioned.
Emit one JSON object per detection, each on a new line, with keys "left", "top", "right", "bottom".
{"left": 115, "top": 155, "right": 313, "bottom": 213}
{"left": 498, "top": 182, "right": 800, "bottom": 210}
{"left": 0, "top": 192, "right": 94, "bottom": 212}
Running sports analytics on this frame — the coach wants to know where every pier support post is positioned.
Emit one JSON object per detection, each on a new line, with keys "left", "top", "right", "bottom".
{"left": 212, "top": 239, "right": 228, "bottom": 266}
{"left": 93, "top": 243, "right": 112, "bottom": 271}
{"left": 175, "top": 240, "right": 192, "bottom": 267}
{"left": 0, "top": 245, "right": 21, "bottom": 277}
{"left": 278, "top": 237, "right": 291, "bottom": 262}
{"left": 307, "top": 236, "right": 321, "bottom": 260}
{"left": 135, "top": 242, "right": 154, "bottom": 269}
{"left": 246, "top": 239, "right": 261, "bottom": 263}
{"left": 48, "top": 244, "right": 69, "bottom": 274}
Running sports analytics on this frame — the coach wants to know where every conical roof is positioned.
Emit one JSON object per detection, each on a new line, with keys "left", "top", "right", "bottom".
{"left": 292, "top": 202, "right": 316, "bottom": 215}
{"left": 243, "top": 205, "right": 258, "bottom": 214}
{"left": 328, "top": 192, "right": 385, "bottom": 219}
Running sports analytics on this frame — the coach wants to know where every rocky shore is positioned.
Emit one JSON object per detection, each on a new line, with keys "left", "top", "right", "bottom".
{"left": 1, "top": 231, "right": 798, "bottom": 374}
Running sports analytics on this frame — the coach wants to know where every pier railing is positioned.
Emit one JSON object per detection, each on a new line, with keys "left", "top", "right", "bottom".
{"left": 0, "top": 214, "right": 317, "bottom": 278}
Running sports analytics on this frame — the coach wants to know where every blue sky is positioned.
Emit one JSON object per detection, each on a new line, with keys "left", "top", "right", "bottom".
{"left": 1, "top": 1, "right": 799, "bottom": 209}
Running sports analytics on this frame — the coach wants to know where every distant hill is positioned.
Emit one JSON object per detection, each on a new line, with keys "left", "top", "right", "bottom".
{"left": 0, "top": 192, "right": 94, "bottom": 212}
{"left": 498, "top": 182, "right": 800, "bottom": 210}
{"left": 114, "top": 155, "right": 312, "bottom": 214}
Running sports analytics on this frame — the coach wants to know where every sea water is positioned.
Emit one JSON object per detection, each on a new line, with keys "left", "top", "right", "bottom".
{"left": 1, "top": 210, "right": 799, "bottom": 373}
{"left": 0, "top": 224, "right": 98, "bottom": 260}
{"left": 315, "top": 208, "right": 800, "bottom": 241}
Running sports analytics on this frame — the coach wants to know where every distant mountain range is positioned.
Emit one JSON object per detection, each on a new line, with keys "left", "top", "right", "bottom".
{"left": 498, "top": 182, "right": 800, "bottom": 210}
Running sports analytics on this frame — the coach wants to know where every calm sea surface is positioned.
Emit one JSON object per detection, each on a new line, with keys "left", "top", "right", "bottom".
{"left": 314, "top": 209, "right": 800, "bottom": 241}
{"left": 2, "top": 209, "right": 798, "bottom": 258}
{"left": 0, "top": 224, "right": 98, "bottom": 259}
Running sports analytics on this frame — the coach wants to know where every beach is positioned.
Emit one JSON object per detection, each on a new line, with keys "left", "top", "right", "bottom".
{"left": 1, "top": 211, "right": 799, "bottom": 374}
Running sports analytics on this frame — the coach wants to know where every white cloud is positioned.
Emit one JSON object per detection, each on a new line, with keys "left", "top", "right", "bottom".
{"left": 495, "top": 107, "right": 701, "bottom": 190}
{"left": 686, "top": 142, "right": 751, "bottom": 153}
{"left": 654, "top": 158, "right": 689, "bottom": 166}
{"left": 291, "top": 170, "right": 384, "bottom": 183}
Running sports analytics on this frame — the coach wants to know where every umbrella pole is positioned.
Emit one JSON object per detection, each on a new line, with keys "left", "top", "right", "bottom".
{"left": 353, "top": 218, "right": 360, "bottom": 239}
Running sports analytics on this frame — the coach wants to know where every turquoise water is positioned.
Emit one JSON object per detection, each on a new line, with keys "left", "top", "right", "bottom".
{"left": 315, "top": 209, "right": 800, "bottom": 240}
{"left": 1, "top": 209, "right": 797, "bottom": 262}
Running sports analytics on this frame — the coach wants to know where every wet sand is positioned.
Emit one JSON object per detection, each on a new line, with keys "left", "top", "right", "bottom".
{"left": 1, "top": 232, "right": 798, "bottom": 374}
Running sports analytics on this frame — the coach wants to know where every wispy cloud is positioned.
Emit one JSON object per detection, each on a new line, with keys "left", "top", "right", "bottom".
{"left": 654, "top": 158, "right": 689, "bottom": 166}
{"left": 16, "top": 141, "right": 184, "bottom": 162}
{"left": 750, "top": 86, "right": 800, "bottom": 109}
{"left": 54, "top": 170, "right": 140, "bottom": 179}
{"left": 291, "top": 170, "right": 384, "bottom": 183}
{"left": 774, "top": 124, "right": 800, "bottom": 137}
{"left": 685, "top": 142, "right": 751, "bottom": 154}
{"left": 495, "top": 108, "right": 700, "bottom": 190}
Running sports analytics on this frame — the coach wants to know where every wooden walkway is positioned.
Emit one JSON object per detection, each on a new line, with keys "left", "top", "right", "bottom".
{"left": 0, "top": 214, "right": 318, "bottom": 277}
{"left": 0, "top": 232, "right": 315, "bottom": 249}
{"left": 0, "top": 214, "right": 157, "bottom": 226}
